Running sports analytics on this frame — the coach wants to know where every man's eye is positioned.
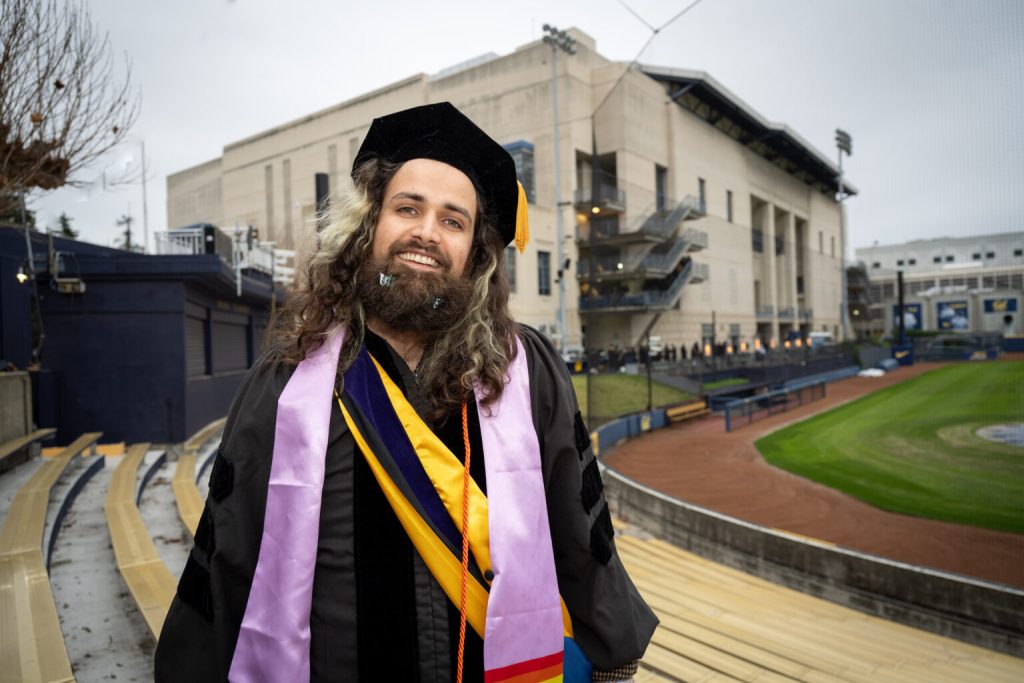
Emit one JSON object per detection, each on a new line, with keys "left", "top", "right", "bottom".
{"left": 444, "top": 218, "right": 464, "bottom": 229}
{"left": 397, "top": 206, "right": 416, "bottom": 215}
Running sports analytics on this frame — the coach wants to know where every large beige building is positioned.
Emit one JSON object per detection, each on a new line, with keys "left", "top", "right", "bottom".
{"left": 167, "top": 29, "right": 852, "bottom": 351}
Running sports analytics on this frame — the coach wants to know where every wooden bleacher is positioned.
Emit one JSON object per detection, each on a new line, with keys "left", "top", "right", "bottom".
{"left": 0, "top": 432, "right": 101, "bottom": 683}
{"left": 171, "top": 454, "right": 203, "bottom": 536}
{"left": 0, "top": 427, "right": 56, "bottom": 472}
{"left": 104, "top": 442, "right": 178, "bottom": 639}
{"left": 614, "top": 529, "right": 1024, "bottom": 682}
{"left": 183, "top": 417, "right": 226, "bottom": 455}
{"left": 665, "top": 400, "right": 709, "bottom": 424}
{"left": 173, "top": 417, "right": 225, "bottom": 537}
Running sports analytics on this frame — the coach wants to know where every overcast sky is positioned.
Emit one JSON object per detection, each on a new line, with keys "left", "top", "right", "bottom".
{"left": 29, "top": 0, "right": 1024, "bottom": 256}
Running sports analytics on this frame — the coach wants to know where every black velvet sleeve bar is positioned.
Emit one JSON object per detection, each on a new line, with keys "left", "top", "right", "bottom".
{"left": 517, "top": 325, "right": 659, "bottom": 671}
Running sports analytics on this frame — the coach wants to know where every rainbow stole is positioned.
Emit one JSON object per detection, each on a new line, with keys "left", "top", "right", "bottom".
{"left": 338, "top": 341, "right": 588, "bottom": 683}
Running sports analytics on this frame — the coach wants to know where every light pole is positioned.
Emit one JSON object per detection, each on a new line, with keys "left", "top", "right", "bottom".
{"left": 836, "top": 128, "right": 852, "bottom": 341}
{"left": 542, "top": 24, "right": 576, "bottom": 351}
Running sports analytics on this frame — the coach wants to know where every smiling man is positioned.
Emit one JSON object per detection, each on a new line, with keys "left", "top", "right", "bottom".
{"left": 155, "top": 102, "right": 656, "bottom": 683}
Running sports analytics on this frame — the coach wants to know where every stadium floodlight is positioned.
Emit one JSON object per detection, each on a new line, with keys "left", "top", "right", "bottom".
{"left": 835, "top": 128, "right": 852, "bottom": 156}
{"left": 835, "top": 128, "right": 853, "bottom": 342}
{"left": 541, "top": 23, "right": 577, "bottom": 353}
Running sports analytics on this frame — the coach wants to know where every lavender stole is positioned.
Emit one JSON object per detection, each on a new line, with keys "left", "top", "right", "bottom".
{"left": 228, "top": 332, "right": 563, "bottom": 682}
{"left": 478, "top": 339, "right": 564, "bottom": 680}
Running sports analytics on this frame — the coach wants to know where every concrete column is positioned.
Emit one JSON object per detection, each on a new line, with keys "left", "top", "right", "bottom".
{"left": 766, "top": 203, "right": 779, "bottom": 343}
{"left": 785, "top": 212, "right": 798, "bottom": 322}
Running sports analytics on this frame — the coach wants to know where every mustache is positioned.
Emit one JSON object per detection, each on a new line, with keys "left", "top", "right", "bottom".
{"left": 385, "top": 241, "right": 452, "bottom": 271}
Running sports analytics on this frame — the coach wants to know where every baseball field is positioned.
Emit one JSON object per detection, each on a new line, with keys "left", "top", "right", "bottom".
{"left": 756, "top": 361, "right": 1024, "bottom": 534}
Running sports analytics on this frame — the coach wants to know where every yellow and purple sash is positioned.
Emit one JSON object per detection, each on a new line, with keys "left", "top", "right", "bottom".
{"left": 229, "top": 330, "right": 583, "bottom": 682}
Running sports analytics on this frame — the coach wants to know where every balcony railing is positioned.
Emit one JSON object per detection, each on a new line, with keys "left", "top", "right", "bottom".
{"left": 630, "top": 195, "right": 702, "bottom": 239}
{"left": 574, "top": 183, "right": 626, "bottom": 213}
{"left": 799, "top": 308, "right": 814, "bottom": 321}
{"left": 156, "top": 229, "right": 206, "bottom": 255}
{"left": 756, "top": 305, "right": 774, "bottom": 320}
{"left": 579, "top": 195, "right": 703, "bottom": 245}
{"left": 778, "top": 307, "right": 796, "bottom": 319}
{"left": 577, "top": 227, "right": 709, "bottom": 279}
{"left": 580, "top": 260, "right": 707, "bottom": 313}
{"left": 155, "top": 225, "right": 293, "bottom": 287}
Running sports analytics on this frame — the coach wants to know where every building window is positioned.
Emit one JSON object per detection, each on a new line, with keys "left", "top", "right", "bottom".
{"left": 796, "top": 275, "right": 804, "bottom": 295}
{"left": 972, "top": 252, "right": 981, "bottom": 260}
{"left": 752, "top": 229, "right": 764, "bottom": 253}
{"left": 726, "top": 190, "right": 733, "bottom": 223}
{"left": 830, "top": 236, "right": 835, "bottom": 257}
{"left": 819, "top": 231, "right": 823, "bottom": 253}
{"left": 933, "top": 256, "right": 942, "bottom": 263}
{"left": 775, "top": 236, "right": 785, "bottom": 256}
{"left": 538, "top": 250, "right": 551, "bottom": 296}
{"left": 282, "top": 158, "right": 293, "bottom": 247}
{"left": 655, "top": 165, "right": 668, "bottom": 212}
{"left": 1014, "top": 248, "right": 1023, "bottom": 257}
{"left": 872, "top": 262, "right": 881, "bottom": 269}
{"left": 908, "top": 258, "right": 916, "bottom": 265}
{"left": 327, "top": 144, "right": 338, "bottom": 190}
{"left": 348, "top": 136, "right": 360, "bottom": 165}
{"left": 504, "top": 141, "right": 535, "bottom": 203}
{"left": 264, "top": 164, "right": 274, "bottom": 240}
{"left": 185, "top": 313, "right": 210, "bottom": 377}
{"left": 986, "top": 251, "right": 995, "bottom": 259}
{"left": 504, "top": 246, "right": 517, "bottom": 293}
{"left": 896, "top": 259, "right": 904, "bottom": 266}
{"left": 945, "top": 255, "right": 954, "bottom": 262}
{"left": 698, "top": 177, "right": 706, "bottom": 213}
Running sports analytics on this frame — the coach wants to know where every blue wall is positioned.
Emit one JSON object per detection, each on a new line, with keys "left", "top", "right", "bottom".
{"left": 1, "top": 227, "right": 274, "bottom": 444}
{"left": 0, "top": 230, "right": 35, "bottom": 367}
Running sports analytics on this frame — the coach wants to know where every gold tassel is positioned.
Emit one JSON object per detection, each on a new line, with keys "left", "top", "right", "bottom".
{"left": 514, "top": 181, "right": 530, "bottom": 254}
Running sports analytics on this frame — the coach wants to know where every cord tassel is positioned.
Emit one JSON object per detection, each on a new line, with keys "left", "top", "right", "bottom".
{"left": 456, "top": 400, "right": 472, "bottom": 683}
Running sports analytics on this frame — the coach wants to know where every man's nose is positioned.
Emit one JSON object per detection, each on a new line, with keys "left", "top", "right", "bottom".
{"left": 410, "top": 211, "right": 442, "bottom": 243}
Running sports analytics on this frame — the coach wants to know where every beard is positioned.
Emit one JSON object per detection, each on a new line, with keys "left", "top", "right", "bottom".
{"left": 355, "top": 242, "right": 474, "bottom": 334}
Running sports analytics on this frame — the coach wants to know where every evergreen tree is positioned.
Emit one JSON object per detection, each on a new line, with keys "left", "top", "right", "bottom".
{"left": 57, "top": 212, "right": 77, "bottom": 239}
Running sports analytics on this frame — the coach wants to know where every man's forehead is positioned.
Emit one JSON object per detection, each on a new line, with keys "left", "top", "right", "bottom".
{"left": 386, "top": 159, "right": 478, "bottom": 203}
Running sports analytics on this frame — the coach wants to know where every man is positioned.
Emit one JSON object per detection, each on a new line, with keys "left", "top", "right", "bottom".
{"left": 156, "top": 102, "right": 656, "bottom": 682}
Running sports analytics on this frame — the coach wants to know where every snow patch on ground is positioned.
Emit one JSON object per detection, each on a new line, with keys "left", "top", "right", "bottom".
{"left": 139, "top": 450, "right": 190, "bottom": 577}
{"left": 50, "top": 454, "right": 156, "bottom": 682}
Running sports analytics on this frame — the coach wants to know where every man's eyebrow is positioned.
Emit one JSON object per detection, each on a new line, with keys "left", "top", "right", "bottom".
{"left": 443, "top": 202, "right": 472, "bottom": 223}
{"left": 390, "top": 191, "right": 472, "bottom": 223}
{"left": 390, "top": 191, "right": 425, "bottom": 203}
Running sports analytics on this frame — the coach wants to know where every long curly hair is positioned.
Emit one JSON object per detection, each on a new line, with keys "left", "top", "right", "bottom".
{"left": 266, "top": 158, "right": 517, "bottom": 419}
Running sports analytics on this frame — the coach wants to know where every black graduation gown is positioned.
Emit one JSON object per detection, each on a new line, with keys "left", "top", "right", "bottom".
{"left": 154, "top": 325, "right": 657, "bottom": 682}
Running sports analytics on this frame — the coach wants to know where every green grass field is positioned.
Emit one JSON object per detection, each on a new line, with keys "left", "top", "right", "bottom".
{"left": 704, "top": 377, "right": 749, "bottom": 390}
{"left": 570, "top": 374, "right": 693, "bottom": 424}
{"left": 756, "top": 361, "right": 1024, "bottom": 534}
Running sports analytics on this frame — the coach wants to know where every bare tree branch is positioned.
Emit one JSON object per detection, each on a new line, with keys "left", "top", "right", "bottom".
{"left": 0, "top": 0, "right": 140, "bottom": 215}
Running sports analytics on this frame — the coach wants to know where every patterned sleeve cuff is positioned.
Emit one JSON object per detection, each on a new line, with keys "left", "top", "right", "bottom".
{"left": 591, "top": 660, "right": 639, "bottom": 681}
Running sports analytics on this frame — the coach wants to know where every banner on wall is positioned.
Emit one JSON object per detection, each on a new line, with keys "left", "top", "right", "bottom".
{"left": 892, "top": 303, "right": 923, "bottom": 330}
{"left": 936, "top": 300, "right": 969, "bottom": 330}
{"left": 983, "top": 298, "right": 1018, "bottom": 314}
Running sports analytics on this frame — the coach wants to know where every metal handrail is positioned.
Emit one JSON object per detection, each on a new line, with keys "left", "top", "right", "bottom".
{"left": 580, "top": 260, "right": 703, "bottom": 312}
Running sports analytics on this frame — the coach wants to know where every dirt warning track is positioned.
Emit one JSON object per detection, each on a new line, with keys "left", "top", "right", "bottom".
{"left": 604, "top": 361, "right": 1024, "bottom": 588}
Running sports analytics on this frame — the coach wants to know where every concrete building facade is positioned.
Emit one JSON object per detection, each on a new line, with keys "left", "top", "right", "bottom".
{"left": 167, "top": 30, "right": 851, "bottom": 352}
{"left": 856, "top": 232, "right": 1024, "bottom": 337}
